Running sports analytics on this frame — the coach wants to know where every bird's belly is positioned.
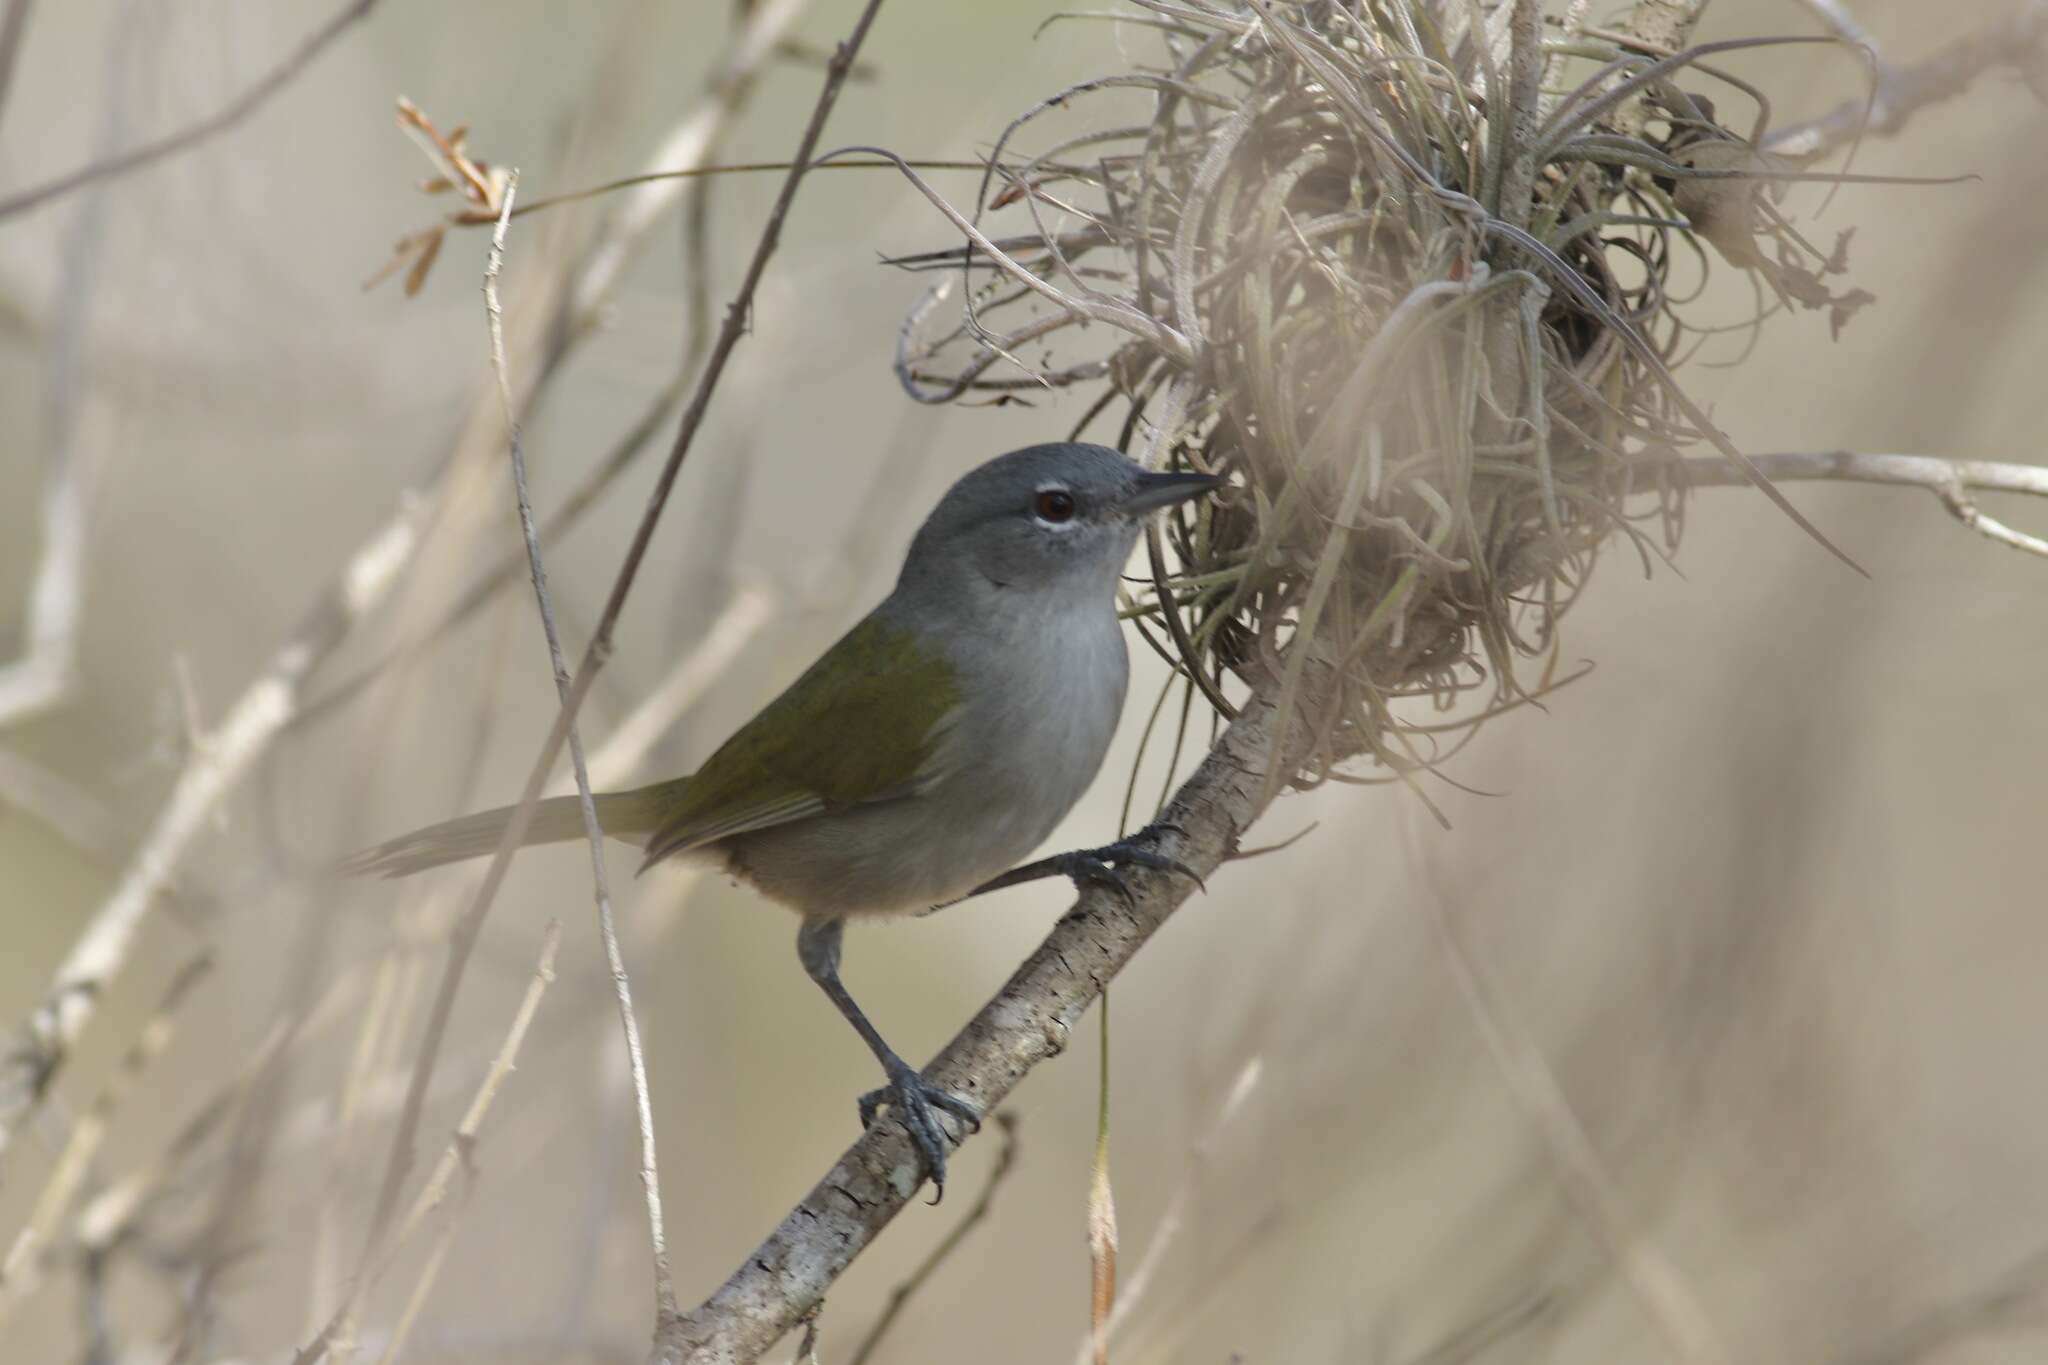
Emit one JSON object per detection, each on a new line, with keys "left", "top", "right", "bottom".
{"left": 720, "top": 794, "right": 1051, "bottom": 918}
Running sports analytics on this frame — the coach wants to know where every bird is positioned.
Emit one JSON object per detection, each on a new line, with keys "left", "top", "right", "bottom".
{"left": 343, "top": 441, "right": 1222, "bottom": 1194}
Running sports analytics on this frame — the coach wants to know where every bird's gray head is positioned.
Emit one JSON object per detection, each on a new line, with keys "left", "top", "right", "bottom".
{"left": 899, "top": 443, "right": 1220, "bottom": 604}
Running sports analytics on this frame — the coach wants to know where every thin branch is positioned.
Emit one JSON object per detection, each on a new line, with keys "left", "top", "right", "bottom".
{"left": 831, "top": 143, "right": 1194, "bottom": 366}
{"left": 485, "top": 170, "right": 678, "bottom": 1331}
{"left": 0, "top": 0, "right": 380, "bottom": 222}
{"left": 0, "top": 954, "right": 210, "bottom": 1314}
{"left": 0, "top": 1, "right": 124, "bottom": 731}
{"left": 290, "top": 358, "right": 686, "bottom": 732}
{"left": 0, "top": 746, "right": 115, "bottom": 854}
{"left": 353, "top": 6, "right": 891, "bottom": 1354}
{"left": 501, "top": 157, "right": 993, "bottom": 224}
{"left": 1841, "top": 1238, "right": 2048, "bottom": 1365}
{"left": 0, "top": 497, "right": 432, "bottom": 1168}
{"left": 583, "top": 582, "right": 776, "bottom": 780}
{"left": 666, "top": 668, "right": 1325, "bottom": 1364}
{"left": 0, "top": 0, "right": 32, "bottom": 130}
{"left": 292, "top": 921, "right": 564, "bottom": 1365}
{"left": 294, "top": 0, "right": 815, "bottom": 735}
{"left": 1421, "top": 874, "right": 1732, "bottom": 1365}
{"left": 1679, "top": 451, "right": 2048, "bottom": 558}
{"left": 1792, "top": 0, "right": 1882, "bottom": 56}
{"left": 556, "top": 0, "right": 815, "bottom": 352}
{"left": 1767, "top": 0, "right": 2048, "bottom": 158}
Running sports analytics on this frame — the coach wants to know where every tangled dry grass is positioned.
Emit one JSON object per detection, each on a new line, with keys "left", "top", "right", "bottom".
{"left": 894, "top": 0, "right": 1887, "bottom": 805}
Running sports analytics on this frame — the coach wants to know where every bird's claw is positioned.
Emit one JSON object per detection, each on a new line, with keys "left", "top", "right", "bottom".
{"left": 1064, "top": 837, "right": 1206, "bottom": 904}
{"left": 961, "top": 823, "right": 1205, "bottom": 908}
{"left": 858, "top": 1060, "right": 981, "bottom": 1201}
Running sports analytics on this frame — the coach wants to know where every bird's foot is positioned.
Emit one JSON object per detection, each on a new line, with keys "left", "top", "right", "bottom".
{"left": 858, "top": 1057, "right": 982, "bottom": 1201}
{"left": 967, "top": 821, "right": 1205, "bottom": 907}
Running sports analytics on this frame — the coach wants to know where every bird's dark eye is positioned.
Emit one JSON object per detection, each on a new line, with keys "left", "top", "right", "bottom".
{"left": 1034, "top": 488, "right": 1077, "bottom": 523}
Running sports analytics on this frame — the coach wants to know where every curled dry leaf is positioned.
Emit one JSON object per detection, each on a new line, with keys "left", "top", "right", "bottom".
{"left": 364, "top": 97, "right": 507, "bottom": 295}
{"left": 1663, "top": 133, "right": 1876, "bottom": 338}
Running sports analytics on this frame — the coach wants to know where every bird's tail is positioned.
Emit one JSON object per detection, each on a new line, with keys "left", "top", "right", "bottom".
{"left": 339, "top": 787, "right": 665, "bottom": 879}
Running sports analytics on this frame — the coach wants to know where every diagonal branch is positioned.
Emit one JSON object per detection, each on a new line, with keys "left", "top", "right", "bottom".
{"left": 1767, "top": 0, "right": 2048, "bottom": 158}
{"left": 351, "top": 0, "right": 892, "bottom": 1345}
{"left": 0, "top": 0, "right": 33, "bottom": 131}
{"left": 663, "top": 670, "right": 1321, "bottom": 1364}
{"left": 0, "top": 500, "right": 432, "bottom": 1171}
{"left": 0, "top": 0, "right": 381, "bottom": 222}
{"left": 655, "top": 433, "right": 2048, "bottom": 1362}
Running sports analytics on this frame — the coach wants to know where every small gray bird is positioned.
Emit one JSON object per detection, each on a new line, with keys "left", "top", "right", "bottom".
{"left": 345, "top": 442, "right": 1220, "bottom": 1192}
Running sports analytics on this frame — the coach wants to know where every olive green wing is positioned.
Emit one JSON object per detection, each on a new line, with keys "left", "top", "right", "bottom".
{"left": 637, "top": 614, "right": 960, "bottom": 870}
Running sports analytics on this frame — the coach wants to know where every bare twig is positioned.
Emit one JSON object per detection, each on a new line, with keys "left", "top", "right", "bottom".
{"left": 292, "top": 921, "right": 564, "bottom": 1365}
{"left": 1419, "top": 864, "right": 1731, "bottom": 1365}
{"left": 0, "top": 0, "right": 381, "bottom": 222}
{"left": 1793, "top": 0, "right": 1882, "bottom": 57}
{"left": 1767, "top": 1, "right": 2048, "bottom": 158}
{"left": 0, "top": 747, "right": 115, "bottom": 854}
{"left": 1842, "top": 1238, "right": 2048, "bottom": 1365}
{"left": 666, "top": 666, "right": 1324, "bottom": 1364}
{"left": 288, "top": 370, "right": 689, "bottom": 733}
{"left": 556, "top": 0, "right": 815, "bottom": 354}
{"left": 0, "top": 0, "right": 32, "bottom": 129}
{"left": 584, "top": 582, "right": 776, "bottom": 778}
{"left": 485, "top": 170, "right": 679, "bottom": 1331}
{"left": 0, "top": 0, "right": 124, "bottom": 731}
{"left": 1679, "top": 451, "right": 2048, "bottom": 559}
{"left": 295, "top": 0, "right": 813, "bottom": 735}
{"left": 845, "top": 1113, "right": 1021, "bottom": 1365}
{"left": 0, "top": 498, "right": 432, "bottom": 1168}
{"left": 355, "top": 8, "right": 891, "bottom": 1357}
{"left": 0, "top": 955, "right": 210, "bottom": 1316}
{"left": 63, "top": 964, "right": 368, "bottom": 1274}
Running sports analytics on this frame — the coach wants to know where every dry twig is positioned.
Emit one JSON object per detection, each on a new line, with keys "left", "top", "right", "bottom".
{"left": 1768, "top": 0, "right": 2048, "bottom": 158}
{"left": 0, "top": 955, "right": 210, "bottom": 1316}
{"left": 1680, "top": 452, "right": 2048, "bottom": 559}
{"left": 0, "top": 0, "right": 32, "bottom": 128}
{"left": 297, "top": 0, "right": 814, "bottom": 734}
{"left": 0, "top": 1, "right": 122, "bottom": 732}
{"left": 1418, "top": 857, "right": 1731, "bottom": 1365}
{"left": 0, "top": 501, "right": 432, "bottom": 1167}
{"left": 343, "top": 9, "right": 892, "bottom": 1364}
{"left": 292, "top": 921, "right": 564, "bottom": 1365}
{"left": 484, "top": 169, "right": 680, "bottom": 1330}
{"left": 0, "top": 0, "right": 381, "bottom": 221}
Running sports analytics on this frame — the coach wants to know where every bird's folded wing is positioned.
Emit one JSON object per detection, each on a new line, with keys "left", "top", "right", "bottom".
{"left": 638, "top": 613, "right": 961, "bottom": 870}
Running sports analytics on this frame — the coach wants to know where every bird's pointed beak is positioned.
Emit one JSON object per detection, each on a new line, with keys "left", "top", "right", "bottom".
{"left": 1124, "top": 468, "right": 1225, "bottom": 516}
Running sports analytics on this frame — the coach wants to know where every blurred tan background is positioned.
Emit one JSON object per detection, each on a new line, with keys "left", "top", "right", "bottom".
{"left": 2, "top": 1, "right": 2046, "bottom": 1361}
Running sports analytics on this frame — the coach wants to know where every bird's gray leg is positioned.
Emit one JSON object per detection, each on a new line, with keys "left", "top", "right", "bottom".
{"left": 795, "top": 916, "right": 981, "bottom": 1199}
{"left": 957, "top": 821, "right": 1205, "bottom": 909}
